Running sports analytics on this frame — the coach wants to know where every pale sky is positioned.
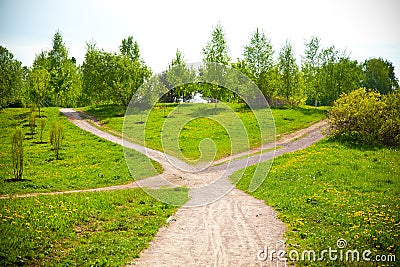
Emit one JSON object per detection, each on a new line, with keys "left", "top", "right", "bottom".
{"left": 1, "top": 0, "right": 399, "bottom": 78}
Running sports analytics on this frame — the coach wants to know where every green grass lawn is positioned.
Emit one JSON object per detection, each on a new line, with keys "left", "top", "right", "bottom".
{"left": 0, "top": 107, "right": 162, "bottom": 195}
{"left": 84, "top": 103, "right": 327, "bottom": 163}
{"left": 231, "top": 139, "right": 399, "bottom": 266}
{"left": 0, "top": 187, "right": 188, "bottom": 266}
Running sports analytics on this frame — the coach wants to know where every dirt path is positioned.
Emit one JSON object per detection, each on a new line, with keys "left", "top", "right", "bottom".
{"left": 64, "top": 108, "right": 326, "bottom": 266}
{"left": 1, "top": 108, "right": 328, "bottom": 266}
{"left": 131, "top": 189, "right": 286, "bottom": 266}
{"left": 131, "top": 118, "right": 327, "bottom": 266}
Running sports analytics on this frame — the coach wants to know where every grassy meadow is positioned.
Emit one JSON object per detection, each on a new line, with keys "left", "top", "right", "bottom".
{"left": 83, "top": 103, "right": 327, "bottom": 162}
{"left": 0, "top": 107, "right": 162, "bottom": 195}
{"left": 231, "top": 139, "right": 399, "bottom": 266}
{"left": 0, "top": 188, "right": 188, "bottom": 266}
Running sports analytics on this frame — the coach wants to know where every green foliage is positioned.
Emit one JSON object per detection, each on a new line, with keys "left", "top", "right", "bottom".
{"left": 49, "top": 121, "right": 64, "bottom": 160}
{"left": 329, "top": 88, "right": 400, "bottom": 146}
{"left": 380, "top": 90, "right": 400, "bottom": 146}
{"left": 231, "top": 59, "right": 254, "bottom": 81}
{"left": 0, "top": 107, "right": 162, "bottom": 195}
{"left": 200, "top": 24, "right": 233, "bottom": 110}
{"left": 0, "top": 46, "right": 24, "bottom": 109}
{"left": 317, "top": 46, "right": 363, "bottom": 105}
{"left": 278, "top": 40, "right": 303, "bottom": 106}
{"left": 26, "top": 31, "right": 82, "bottom": 108}
{"left": 202, "top": 23, "right": 231, "bottom": 65}
{"left": 302, "top": 36, "right": 321, "bottom": 107}
{"left": 243, "top": 28, "right": 274, "bottom": 79}
{"left": 257, "top": 66, "right": 281, "bottom": 103}
{"left": 38, "top": 118, "right": 46, "bottom": 143}
{"left": 82, "top": 42, "right": 151, "bottom": 106}
{"left": 165, "top": 50, "right": 196, "bottom": 102}
{"left": 11, "top": 128, "right": 24, "bottom": 180}
{"left": 0, "top": 188, "right": 188, "bottom": 266}
{"left": 27, "top": 65, "right": 50, "bottom": 117}
{"left": 362, "top": 58, "right": 399, "bottom": 94}
{"left": 232, "top": 139, "right": 399, "bottom": 266}
{"left": 119, "top": 36, "right": 140, "bottom": 62}
{"left": 28, "top": 111, "right": 36, "bottom": 137}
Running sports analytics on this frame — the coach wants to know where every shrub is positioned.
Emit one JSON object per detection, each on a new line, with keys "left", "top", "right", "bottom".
{"left": 28, "top": 111, "right": 36, "bottom": 137}
{"left": 379, "top": 90, "right": 400, "bottom": 146}
{"left": 11, "top": 128, "right": 24, "bottom": 180}
{"left": 329, "top": 88, "right": 400, "bottom": 146}
{"left": 38, "top": 118, "right": 46, "bottom": 143}
{"left": 50, "top": 122, "right": 64, "bottom": 159}
{"left": 29, "top": 104, "right": 35, "bottom": 114}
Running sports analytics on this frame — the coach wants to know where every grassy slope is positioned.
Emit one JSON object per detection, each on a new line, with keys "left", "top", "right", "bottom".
{"left": 0, "top": 108, "right": 162, "bottom": 195}
{"left": 0, "top": 188, "right": 188, "bottom": 266}
{"left": 231, "top": 139, "right": 399, "bottom": 266}
{"left": 84, "top": 103, "right": 327, "bottom": 162}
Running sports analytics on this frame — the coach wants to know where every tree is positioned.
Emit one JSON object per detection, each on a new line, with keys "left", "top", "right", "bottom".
{"left": 82, "top": 41, "right": 151, "bottom": 106}
{"left": 302, "top": 36, "right": 321, "bottom": 107}
{"left": 385, "top": 60, "right": 399, "bottom": 90}
{"left": 165, "top": 49, "right": 196, "bottom": 102}
{"left": 362, "top": 58, "right": 399, "bottom": 94}
{"left": 243, "top": 28, "right": 274, "bottom": 80}
{"left": 28, "top": 109, "right": 36, "bottom": 137}
{"left": 11, "top": 128, "right": 24, "bottom": 180}
{"left": 0, "top": 46, "right": 24, "bottom": 109}
{"left": 48, "top": 31, "right": 68, "bottom": 69}
{"left": 28, "top": 67, "right": 50, "bottom": 117}
{"left": 48, "top": 31, "right": 81, "bottom": 107}
{"left": 231, "top": 58, "right": 254, "bottom": 102}
{"left": 201, "top": 24, "right": 231, "bottom": 112}
{"left": 120, "top": 36, "right": 140, "bottom": 62}
{"left": 38, "top": 118, "right": 46, "bottom": 143}
{"left": 26, "top": 32, "right": 81, "bottom": 108}
{"left": 132, "top": 74, "right": 167, "bottom": 122}
{"left": 334, "top": 57, "right": 362, "bottom": 97}
{"left": 277, "top": 40, "right": 301, "bottom": 105}
{"left": 50, "top": 121, "right": 64, "bottom": 160}
{"left": 257, "top": 66, "right": 281, "bottom": 103}
{"left": 316, "top": 45, "right": 363, "bottom": 105}
{"left": 202, "top": 23, "right": 231, "bottom": 65}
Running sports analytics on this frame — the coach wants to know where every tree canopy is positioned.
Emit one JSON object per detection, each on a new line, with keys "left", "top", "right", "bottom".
{"left": 0, "top": 46, "right": 24, "bottom": 108}
{"left": 1, "top": 26, "right": 399, "bottom": 109}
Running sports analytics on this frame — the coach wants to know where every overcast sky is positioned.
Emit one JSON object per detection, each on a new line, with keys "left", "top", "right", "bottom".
{"left": 1, "top": 0, "right": 399, "bottom": 77}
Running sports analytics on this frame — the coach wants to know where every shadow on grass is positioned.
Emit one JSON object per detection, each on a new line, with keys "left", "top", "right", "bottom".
{"left": 326, "top": 135, "right": 388, "bottom": 152}
{"left": 85, "top": 104, "right": 126, "bottom": 120}
{"left": 4, "top": 178, "right": 32, "bottom": 183}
